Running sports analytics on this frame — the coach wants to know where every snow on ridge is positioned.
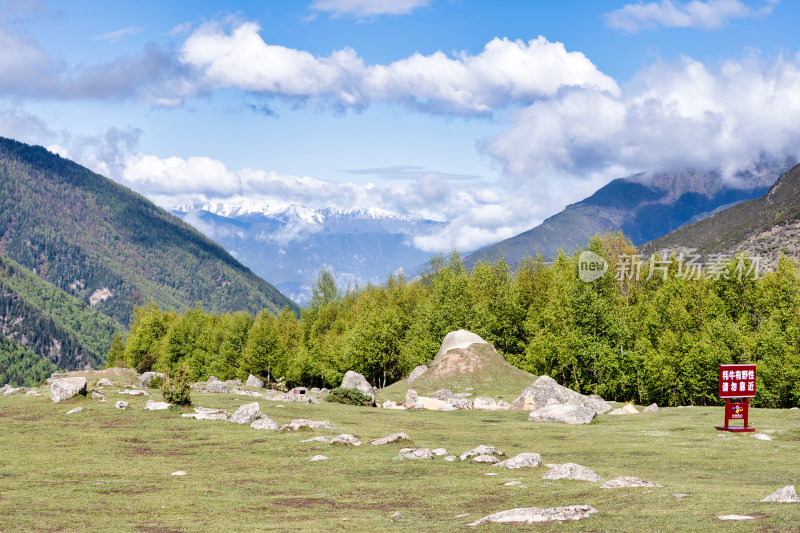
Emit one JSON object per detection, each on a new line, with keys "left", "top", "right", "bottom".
{"left": 172, "top": 201, "right": 419, "bottom": 223}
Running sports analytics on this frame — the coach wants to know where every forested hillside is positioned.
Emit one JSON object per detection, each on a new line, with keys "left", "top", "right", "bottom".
{"left": 0, "top": 253, "right": 123, "bottom": 371}
{"left": 114, "top": 232, "right": 800, "bottom": 408}
{"left": 0, "top": 137, "right": 296, "bottom": 326}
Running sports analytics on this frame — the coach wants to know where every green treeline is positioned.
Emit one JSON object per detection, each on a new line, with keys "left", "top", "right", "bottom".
{"left": 0, "top": 335, "right": 59, "bottom": 387}
{"left": 112, "top": 233, "right": 800, "bottom": 408}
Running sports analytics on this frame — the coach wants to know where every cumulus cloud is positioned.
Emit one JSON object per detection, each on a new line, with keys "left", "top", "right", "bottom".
{"left": 93, "top": 26, "right": 144, "bottom": 44}
{"left": 483, "top": 52, "right": 800, "bottom": 185}
{"left": 605, "top": 0, "right": 779, "bottom": 32}
{"left": 309, "top": 0, "right": 431, "bottom": 18}
{"left": 180, "top": 19, "right": 619, "bottom": 114}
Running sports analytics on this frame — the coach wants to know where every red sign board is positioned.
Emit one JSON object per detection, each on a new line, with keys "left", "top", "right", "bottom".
{"left": 726, "top": 400, "right": 747, "bottom": 420}
{"left": 718, "top": 364, "right": 756, "bottom": 398}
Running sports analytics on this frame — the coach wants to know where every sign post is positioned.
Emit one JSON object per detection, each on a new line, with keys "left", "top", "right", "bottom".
{"left": 716, "top": 364, "right": 756, "bottom": 432}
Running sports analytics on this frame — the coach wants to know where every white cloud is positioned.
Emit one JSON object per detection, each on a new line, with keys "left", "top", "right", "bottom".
{"left": 181, "top": 20, "right": 619, "bottom": 115}
{"left": 309, "top": 0, "right": 431, "bottom": 18}
{"left": 605, "top": 0, "right": 779, "bottom": 32}
{"left": 93, "top": 26, "right": 144, "bottom": 44}
{"left": 483, "top": 53, "right": 800, "bottom": 185}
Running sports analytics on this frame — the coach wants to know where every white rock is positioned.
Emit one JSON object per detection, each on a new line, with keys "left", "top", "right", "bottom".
{"left": 205, "top": 381, "right": 229, "bottom": 393}
{"left": 444, "top": 456, "right": 457, "bottom": 462}
{"left": 370, "top": 432, "right": 411, "bottom": 445}
{"left": 171, "top": 471, "right": 187, "bottom": 476}
{"left": 472, "top": 397, "right": 498, "bottom": 410}
{"left": 66, "top": 407, "right": 84, "bottom": 415}
{"left": 182, "top": 406, "right": 228, "bottom": 420}
{"left": 436, "top": 330, "right": 488, "bottom": 359}
{"left": 300, "top": 436, "right": 330, "bottom": 443}
{"left": 95, "top": 378, "right": 113, "bottom": 387}
{"left": 144, "top": 400, "right": 171, "bottom": 411}
{"left": 510, "top": 375, "right": 611, "bottom": 413}
{"left": 468, "top": 505, "right": 597, "bottom": 526}
{"left": 419, "top": 397, "right": 449, "bottom": 410}
{"left": 542, "top": 463, "right": 602, "bottom": 482}
{"left": 494, "top": 453, "right": 542, "bottom": 469}
{"left": 431, "top": 448, "right": 448, "bottom": 456}
{"left": 250, "top": 418, "right": 279, "bottom": 430}
{"left": 460, "top": 445, "right": 505, "bottom": 461}
{"left": 718, "top": 515, "right": 756, "bottom": 521}
{"left": 118, "top": 389, "right": 150, "bottom": 396}
{"left": 752, "top": 433, "right": 773, "bottom": 441}
{"left": 404, "top": 389, "right": 419, "bottom": 407}
{"left": 330, "top": 434, "right": 361, "bottom": 446}
{"left": 340, "top": 371, "right": 374, "bottom": 400}
{"left": 50, "top": 377, "right": 87, "bottom": 402}
{"left": 402, "top": 448, "right": 434, "bottom": 460}
{"left": 529, "top": 404, "right": 596, "bottom": 425}
{"left": 503, "top": 481, "right": 523, "bottom": 486}
{"left": 139, "top": 372, "right": 165, "bottom": 388}
{"left": 115, "top": 401, "right": 128, "bottom": 410}
{"left": 471, "top": 454, "right": 500, "bottom": 464}
{"left": 407, "top": 364, "right": 428, "bottom": 383}
{"left": 279, "top": 419, "right": 333, "bottom": 431}
{"left": 761, "top": 485, "right": 799, "bottom": 503}
{"left": 381, "top": 400, "right": 397, "bottom": 409}
{"left": 643, "top": 403, "right": 659, "bottom": 413}
{"left": 600, "top": 476, "right": 662, "bottom": 488}
{"left": 308, "top": 455, "right": 329, "bottom": 462}
{"left": 229, "top": 402, "right": 263, "bottom": 424}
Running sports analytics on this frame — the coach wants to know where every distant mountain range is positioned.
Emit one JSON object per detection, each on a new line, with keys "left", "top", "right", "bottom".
{"left": 463, "top": 162, "right": 793, "bottom": 269}
{"left": 172, "top": 202, "right": 441, "bottom": 303}
{"left": 0, "top": 136, "right": 296, "bottom": 326}
{"left": 640, "top": 162, "right": 800, "bottom": 268}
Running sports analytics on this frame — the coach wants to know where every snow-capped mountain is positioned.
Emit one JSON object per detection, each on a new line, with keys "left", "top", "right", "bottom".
{"left": 171, "top": 202, "right": 442, "bottom": 305}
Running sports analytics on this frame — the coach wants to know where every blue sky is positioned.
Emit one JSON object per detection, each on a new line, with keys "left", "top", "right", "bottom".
{"left": 1, "top": 0, "right": 799, "bottom": 252}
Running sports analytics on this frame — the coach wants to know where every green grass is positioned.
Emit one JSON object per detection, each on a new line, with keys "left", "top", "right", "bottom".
{"left": 1, "top": 388, "right": 800, "bottom": 532}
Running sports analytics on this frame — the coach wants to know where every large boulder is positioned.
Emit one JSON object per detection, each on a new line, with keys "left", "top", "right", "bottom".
{"left": 340, "top": 371, "right": 374, "bottom": 400}
{"left": 528, "top": 404, "right": 596, "bottom": 425}
{"left": 600, "top": 476, "right": 662, "bottom": 488}
{"left": 330, "top": 434, "right": 362, "bottom": 446}
{"left": 494, "top": 453, "right": 542, "bottom": 469}
{"left": 229, "top": 402, "right": 264, "bottom": 424}
{"left": 435, "top": 330, "right": 488, "bottom": 360}
{"left": 205, "top": 381, "right": 229, "bottom": 394}
{"left": 251, "top": 418, "right": 279, "bottom": 430}
{"left": 245, "top": 375, "right": 265, "bottom": 388}
{"left": 542, "top": 463, "right": 602, "bottom": 482}
{"left": 370, "top": 433, "right": 411, "bottom": 445}
{"left": 139, "top": 372, "right": 165, "bottom": 389}
{"left": 144, "top": 400, "right": 171, "bottom": 411}
{"left": 761, "top": 485, "right": 800, "bottom": 503}
{"left": 460, "top": 445, "right": 505, "bottom": 461}
{"left": 407, "top": 365, "right": 428, "bottom": 383}
{"left": 50, "top": 377, "right": 87, "bottom": 403}
{"left": 510, "top": 376, "right": 611, "bottom": 414}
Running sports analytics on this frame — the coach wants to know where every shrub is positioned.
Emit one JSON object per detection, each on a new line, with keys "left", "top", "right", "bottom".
{"left": 136, "top": 352, "right": 157, "bottom": 373}
{"left": 325, "top": 387, "right": 373, "bottom": 406}
{"left": 160, "top": 364, "right": 192, "bottom": 407}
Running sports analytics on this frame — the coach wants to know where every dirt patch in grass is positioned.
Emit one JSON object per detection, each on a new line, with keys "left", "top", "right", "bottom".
{"left": 136, "top": 522, "right": 184, "bottom": 533}
{"left": 15, "top": 415, "right": 45, "bottom": 422}
{"left": 275, "top": 497, "right": 337, "bottom": 508}
{"left": 128, "top": 446, "right": 155, "bottom": 456}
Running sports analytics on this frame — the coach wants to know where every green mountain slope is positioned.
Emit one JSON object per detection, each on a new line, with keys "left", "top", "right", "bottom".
{"left": 0, "top": 252, "right": 124, "bottom": 372}
{"left": 0, "top": 136, "right": 297, "bottom": 326}
{"left": 640, "top": 163, "right": 800, "bottom": 264}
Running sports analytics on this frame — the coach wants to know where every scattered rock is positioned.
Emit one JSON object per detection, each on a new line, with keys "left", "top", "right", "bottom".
{"left": 308, "top": 455, "right": 329, "bottom": 462}
{"left": 91, "top": 391, "right": 107, "bottom": 400}
{"left": 419, "top": 397, "right": 450, "bottom": 411}
{"left": 245, "top": 375, "right": 265, "bottom": 388}
{"left": 609, "top": 404, "right": 639, "bottom": 415}
{"left": 138, "top": 372, "right": 165, "bottom": 389}
{"left": 381, "top": 400, "right": 397, "bottom": 408}
{"left": 431, "top": 448, "right": 448, "bottom": 456}
{"left": 473, "top": 397, "right": 499, "bottom": 410}
{"left": 436, "top": 329, "right": 488, "bottom": 359}
{"left": 468, "top": 505, "right": 597, "bottom": 526}
{"left": 761, "top": 485, "right": 799, "bottom": 503}
{"left": 673, "top": 494, "right": 690, "bottom": 499}
{"left": 66, "top": 407, "right": 83, "bottom": 415}
{"left": 405, "top": 389, "right": 419, "bottom": 407}
{"left": 402, "top": 448, "right": 434, "bottom": 460}
{"left": 370, "top": 432, "right": 411, "bottom": 445}
{"left": 542, "top": 463, "right": 602, "bottom": 482}
{"left": 752, "top": 433, "right": 773, "bottom": 441}
{"left": 330, "top": 434, "right": 361, "bottom": 446}
{"left": 115, "top": 401, "right": 128, "bottom": 410}
{"left": 510, "top": 375, "right": 611, "bottom": 413}
{"left": 207, "top": 376, "right": 220, "bottom": 382}
{"left": 340, "top": 371, "right": 374, "bottom": 400}
{"left": 529, "top": 404, "right": 596, "bottom": 425}
{"left": 310, "top": 387, "right": 321, "bottom": 393}
{"left": 643, "top": 403, "right": 659, "bottom": 413}
{"left": 95, "top": 378, "right": 113, "bottom": 387}
{"left": 118, "top": 389, "right": 150, "bottom": 396}
{"left": 250, "top": 418, "right": 279, "bottom": 430}
{"left": 279, "top": 419, "right": 334, "bottom": 431}
{"left": 494, "top": 453, "right": 542, "bottom": 469}
{"left": 439, "top": 403, "right": 458, "bottom": 411}
{"left": 225, "top": 380, "right": 243, "bottom": 388}
{"left": 205, "top": 381, "right": 229, "bottom": 394}
{"left": 444, "top": 456, "right": 457, "bottom": 462}
{"left": 50, "top": 377, "right": 88, "bottom": 403}
{"left": 144, "top": 400, "right": 171, "bottom": 411}
{"left": 391, "top": 511, "right": 402, "bottom": 520}
{"left": 300, "top": 436, "right": 330, "bottom": 443}
{"left": 471, "top": 454, "right": 500, "bottom": 464}
{"left": 229, "top": 402, "right": 263, "bottom": 424}
{"left": 718, "top": 515, "right": 756, "bottom": 521}
{"left": 407, "top": 364, "right": 428, "bottom": 383}
{"left": 460, "top": 445, "right": 505, "bottom": 461}
{"left": 182, "top": 407, "right": 229, "bottom": 420}
{"left": 25, "top": 390, "right": 40, "bottom": 396}
{"left": 171, "top": 471, "right": 187, "bottom": 476}
{"left": 503, "top": 481, "right": 523, "bottom": 486}
{"left": 600, "top": 477, "right": 662, "bottom": 488}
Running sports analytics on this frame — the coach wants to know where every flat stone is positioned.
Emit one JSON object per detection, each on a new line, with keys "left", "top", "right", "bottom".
{"left": 444, "top": 456, "right": 457, "bottom": 462}
{"left": 761, "top": 485, "right": 799, "bottom": 503}
{"left": 752, "top": 433, "right": 773, "bottom": 441}
{"left": 494, "top": 453, "right": 542, "bottom": 469}
{"left": 542, "top": 463, "right": 602, "bottom": 482}
{"left": 91, "top": 391, "right": 107, "bottom": 400}
{"left": 96, "top": 378, "right": 113, "bottom": 387}
{"left": 439, "top": 404, "right": 458, "bottom": 411}
{"left": 431, "top": 448, "right": 448, "bottom": 456}
{"left": 673, "top": 494, "right": 690, "bottom": 499}
{"left": 402, "top": 448, "right": 433, "bottom": 460}
{"left": 407, "top": 364, "right": 428, "bottom": 383}
{"left": 171, "top": 471, "right": 187, "bottom": 476}
{"left": 468, "top": 505, "right": 597, "bottom": 526}
{"left": 245, "top": 375, "right": 265, "bottom": 388}
{"left": 529, "top": 404, "right": 596, "bottom": 425}
{"left": 370, "top": 432, "right": 411, "bottom": 445}
{"left": 229, "top": 402, "right": 263, "bottom": 424}
{"left": 50, "top": 377, "right": 87, "bottom": 402}
{"left": 182, "top": 406, "right": 228, "bottom": 420}
{"left": 503, "top": 481, "right": 523, "bottom": 486}
{"left": 250, "top": 418, "right": 279, "bottom": 430}
{"left": 601, "top": 476, "right": 662, "bottom": 488}
{"left": 66, "top": 407, "right": 84, "bottom": 414}
{"left": 115, "top": 401, "right": 128, "bottom": 410}
{"left": 299, "top": 436, "right": 330, "bottom": 443}
{"left": 643, "top": 403, "right": 659, "bottom": 413}
{"left": 471, "top": 454, "right": 500, "bottom": 464}
{"left": 205, "top": 381, "right": 229, "bottom": 393}
{"left": 460, "top": 445, "right": 504, "bottom": 461}
{"left": 308, "top": 455, "right": 329, "bottom": 461}
{"left": 118, "top": 389, "right": 150, "bottom": 396}
{"left": 279, "top": 419, "right": 334, "bottom": 431}
{"left": 718, "top": 515, "right": 756, "bottom": 521}
{"left": 330, "top": 434, "right": 361, "bottom": 446}
{"left": 144, "top": 400, "right": 171, "bottom": 411}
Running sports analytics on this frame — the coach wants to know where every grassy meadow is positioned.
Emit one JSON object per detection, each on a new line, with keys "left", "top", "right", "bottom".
{"left": 1, "top": 380, "right": 799, "bottom": 532}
